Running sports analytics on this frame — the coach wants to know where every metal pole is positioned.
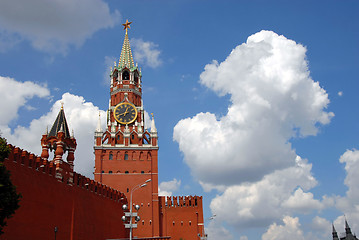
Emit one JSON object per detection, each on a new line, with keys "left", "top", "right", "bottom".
{"left": 129, "top": 179, "right": 151, "bottom": 240}
{"left": 130, "top": 188, "right": 133, "bottom": 240}
{"left": 54, "top": 226, "right": 58, "bottom": 240}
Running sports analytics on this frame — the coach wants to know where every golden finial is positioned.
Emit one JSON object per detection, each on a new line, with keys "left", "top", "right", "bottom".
{"left": 151, "top": 113, "right": 154, "bottom": 117}
{"left": 122, "top": 19, "right": 132, "bottom": 34}
{"left": 60, "top": 101, "right": 64, "bottom": 110}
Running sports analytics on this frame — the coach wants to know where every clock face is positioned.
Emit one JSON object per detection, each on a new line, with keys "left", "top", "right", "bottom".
{"left": 113, "top": 102, "right": 138, "bottom": 124}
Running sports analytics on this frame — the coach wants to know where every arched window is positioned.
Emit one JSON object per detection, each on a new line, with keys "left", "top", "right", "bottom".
{"left": 113, "top": 70, "right": 118, "bottom": 80}
{"left": 125, "top": 171, "right": 129, "bottom": 174}
{"left": 109, "top": 171, "right": 113, "bottom": 174}
{"left": 122, "top": 71, "right": 129, "bottom": 80}
{"left": 124, "top": 153, "right": 129, "bottom": 160}
{"left": 141, "top": 171, "right": 144, "bottom": 174}
{"left": 132, "top": 151, "right": 136, "bottom": 161}
{"left": 101, "top": 170, "right": 104, "bottom": 173}
{"left": 109, "top": 153, "right": 113, "bottom": 160}
{"left": 134, "top": 72, "right": 139, "bottom": 84}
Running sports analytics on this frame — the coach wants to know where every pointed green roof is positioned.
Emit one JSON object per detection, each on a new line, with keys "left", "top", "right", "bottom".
{"left": 49, "top": 106, "right": 70, "bottom": 138}
{"left": 119, "top": 30, "right": 134, "bottom": 69}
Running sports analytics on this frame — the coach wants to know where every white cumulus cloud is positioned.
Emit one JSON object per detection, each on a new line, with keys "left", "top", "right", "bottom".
{"left": 0, "top": 0, "right": 120, "bottom": 54}
{"left": 0, "top": 76, "right": 50, "bottom": 126}
{"left": 333, "top": 149, "right": 359, "bottom": 233}
{"left": 131, "top": 38, "right": 162, "bottom": 68}
{"left": 262, "top": 216, "right": 305, "bottom": 240}
{"left": 159, "top": 178, "right": 181, "bottom": 196}
{"left": 206, "top": 220, "right": 234, "bottom": 240}
{"left": 174, "top": 30, "right": 333, "bottom": 187}
{"left": 173, "top": 30, "right": 333, "bottom": 233}
{"left": 210, "top": 156, "right": 318, "bottom": 228}
{"left": 282, "top": 188, "right": 324, "bottom": 214}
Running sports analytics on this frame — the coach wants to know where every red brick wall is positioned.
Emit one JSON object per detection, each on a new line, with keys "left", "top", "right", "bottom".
{"left": 159, "top": 196, "right": 205, "bottom": 240}
{"left": 1, "top": 146, "right": 128, "bottom": 240}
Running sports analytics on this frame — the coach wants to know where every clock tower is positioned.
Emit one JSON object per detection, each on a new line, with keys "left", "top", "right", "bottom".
{"left": 94, "top": 20, "right": 160, "bottom": 238}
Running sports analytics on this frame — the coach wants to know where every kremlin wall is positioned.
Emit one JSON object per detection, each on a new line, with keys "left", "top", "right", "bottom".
{"left": 2, "top": 145, "right": 128, "bottom": 240}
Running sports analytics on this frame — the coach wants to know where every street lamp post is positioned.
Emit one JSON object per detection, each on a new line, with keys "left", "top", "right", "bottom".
{"left": 54, "top": 226, "right": 58, "bottom": 240}
{"left": 122, "top": 179, "right": 151, "bottom": 240}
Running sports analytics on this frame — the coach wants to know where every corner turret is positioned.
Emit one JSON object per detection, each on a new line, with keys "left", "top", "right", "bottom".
{"left": 41, "top": 104, "right": 77, "bottom": 183}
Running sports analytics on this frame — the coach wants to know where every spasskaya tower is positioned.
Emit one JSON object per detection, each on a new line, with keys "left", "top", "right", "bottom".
{"left": 94, "top": 20, "right": 160, "bottom": 238}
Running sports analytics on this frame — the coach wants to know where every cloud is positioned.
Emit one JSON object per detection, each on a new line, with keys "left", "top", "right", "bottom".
{"left": 282, "top": 188, "right": 324, "bottom": 214}
{"left": 174, "top": 30, "right": 333, "bottom": 188}
{"left": 206, "top": 220, "right": 233, "bottom": 240}
{"left": 2, "top": 85, "right": 106, "bottom": 178}
{"left": 0, "top": 0, "right": 120, "bottom": 54}
{"left": 338, "top": 91, "right": 343, "bottom": 96}
{"left": 159, "top": 178, "right": 181, "bottom": 196}
{"left": 173, "top": 31, "right": 334, "bottom": 234}
{"left": 131, "top": 38, "right": 162, "bottom": 68}
{"left": 0, "top": 76, "right": 50, "bottom": 126}
{"left": 262, "top": 216, "right": 305, "bottom": 240}
{"left": 311, "top": 216, "right": 331, "bottom": 237}
{"left": 210, "top": 156, "right": 319, "bottom": 228}
{"left": 333, "top": 149, "right": 359, "bottom": 232}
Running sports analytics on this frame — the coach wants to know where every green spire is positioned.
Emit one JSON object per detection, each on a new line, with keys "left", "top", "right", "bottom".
{"left": 119, "top": 20, "right": 134, "bottom": 69}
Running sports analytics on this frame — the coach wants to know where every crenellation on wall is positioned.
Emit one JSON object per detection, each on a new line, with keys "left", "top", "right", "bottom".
{"left": 7, "top": 144, "right": 127, "bottom": 203}
{"left": 163, "top": 195, "right": 202, "bottom": 208}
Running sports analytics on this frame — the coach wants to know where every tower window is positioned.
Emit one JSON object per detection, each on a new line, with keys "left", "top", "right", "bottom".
{"left": 109, "top": 171, "right": 113, "bottom": 174}
{"left": 109, "top": 153, "right": 113, "bottom": 160}
{"left": 125, "top": 171, "right": 129, "bottom": 174}
{"left": 124, "top": 153, "right": 129, "bottom": 160}
{"left": 134, "top": 72, "right": 138, "bottom": 84}
{"left": 127, "top": 188, "right": 129, "bottom": 192}
{"left": 101, "top": 171, "right": 104, "bottom": 173}
{"left": 122, "top": 71, "right": 129, "bottom": 80}
{"left": 141, "top": 171, "right": 144, "bottom": 174}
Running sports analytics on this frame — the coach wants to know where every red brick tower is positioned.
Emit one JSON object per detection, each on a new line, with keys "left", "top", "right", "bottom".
{"left": 94, "top": 20, "right": 160, "bottom": 238}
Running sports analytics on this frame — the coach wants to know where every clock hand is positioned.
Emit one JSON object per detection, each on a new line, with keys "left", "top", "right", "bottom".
{"left": 123, "top": 107, "right": 129, "bottom": 116}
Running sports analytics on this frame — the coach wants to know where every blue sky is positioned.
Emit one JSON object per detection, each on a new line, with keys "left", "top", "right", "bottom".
{"left": 0, "top": 0, "right": 359, "bottom": 239}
